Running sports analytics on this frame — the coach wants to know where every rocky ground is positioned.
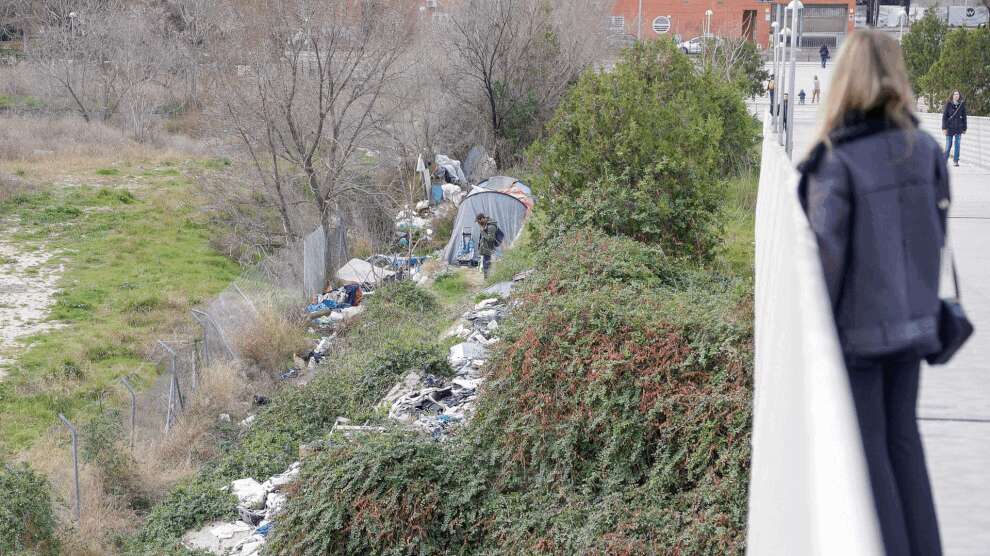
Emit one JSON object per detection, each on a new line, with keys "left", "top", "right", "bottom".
{"left": 0, "top": 225, "right": 61, "bottom": 378}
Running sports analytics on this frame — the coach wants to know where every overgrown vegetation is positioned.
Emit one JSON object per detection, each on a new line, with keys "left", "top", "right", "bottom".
{"left": 0, "top": 462, "right": 60, "bottom": 555}
{"left": 267, "top": 230, "right": 753, "bottom": 554}
{"left": 0, "top": 164, "right": 239, "bottom": 454}
{"left": 529, "top": 39, "right": 759, "bottom": 260}
{"left": 126, "top": 280, "right": 462, "bottom": 552}
{"left": 904, "top": 18, "right": 990, "bottom": 114}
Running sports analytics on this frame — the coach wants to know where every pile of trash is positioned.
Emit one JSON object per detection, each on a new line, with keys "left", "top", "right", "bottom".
{"left": 181, "top": 462, "right": 301, "bottom": 555}
{"left": 379, "top": 296, "right": 507, "bottom": 439}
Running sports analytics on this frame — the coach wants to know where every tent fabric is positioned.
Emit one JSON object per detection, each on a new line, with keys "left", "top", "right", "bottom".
{"left": 474, "top": 176, "right": 534, "bottom": 212}
{"left": 335, "top": 258, "right": 395, "bottom": 286}
{"left": 440, "top": 190, "right": 529, "bottom": 265}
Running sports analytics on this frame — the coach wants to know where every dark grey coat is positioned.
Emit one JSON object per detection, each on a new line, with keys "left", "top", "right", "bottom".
{"left": 801, "top": 124, "right": 948, "bottom": 357}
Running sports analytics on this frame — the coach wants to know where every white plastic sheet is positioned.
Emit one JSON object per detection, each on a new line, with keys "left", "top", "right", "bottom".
{"left": 747, "top": 116, "right": 884, "bottom": 555}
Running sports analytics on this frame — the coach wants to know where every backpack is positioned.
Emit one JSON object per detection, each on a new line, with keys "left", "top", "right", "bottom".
{"left": 493, "top": 227, "right": 505, "bottom": 248}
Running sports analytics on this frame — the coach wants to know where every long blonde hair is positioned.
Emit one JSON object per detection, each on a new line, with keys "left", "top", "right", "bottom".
{"left": 818, "top": 31, "right": 916, "bottom": 144}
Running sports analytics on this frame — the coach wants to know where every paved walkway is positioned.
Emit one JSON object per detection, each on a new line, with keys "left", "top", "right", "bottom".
{"left": 758, "top": 61, "right": 990, "bottom": 556}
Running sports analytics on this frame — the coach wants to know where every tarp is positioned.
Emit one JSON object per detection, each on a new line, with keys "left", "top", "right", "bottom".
{"left": 474, "top": 176, "right": 534, "bottom": 212}
{"left": 335, "top": 258, "right": 395, "bottom": 286}
{"left": 440, "top": 190, "right": 530, "bottom": 265}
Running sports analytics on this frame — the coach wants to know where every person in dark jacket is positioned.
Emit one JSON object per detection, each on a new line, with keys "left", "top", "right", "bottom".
{"left": 819, "top": 43, "right": 830, "bottom": 68}
{"left": 476, "top": 213, "right": 499, "bottom": 279}
{"left": 941, "top": 90, "right": 967, "bottom": 167}
{"left": 799, "top": 31, "right": 944, "bottom": 556}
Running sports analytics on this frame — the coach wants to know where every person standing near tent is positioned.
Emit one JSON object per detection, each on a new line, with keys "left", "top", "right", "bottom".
{"left": 476, "top": 213, "right": 501, "bottom": 279}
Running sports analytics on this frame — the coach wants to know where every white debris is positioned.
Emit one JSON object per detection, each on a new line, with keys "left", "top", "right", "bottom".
{"left": 475, "top": 298, "right": 500, "bottom": 310}
{"left": 230, "top": 479, "right": 267, "bottom": 510}
{"left": 240, "top": 414, "right": 256, "bottom": 428}
{"left": 265, "top": 492, "right": 288, "bottom": 515}
{"left": 448, "top": 342, "right": 487, "bottom": 368}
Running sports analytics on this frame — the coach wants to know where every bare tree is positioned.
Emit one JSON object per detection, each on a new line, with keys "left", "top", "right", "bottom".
{"left": 443, "top": 0, "right": 608, "bottom": 166}
{"left": 213, "top": 0, "right": 410, "bottom": 277}
{"left": 26, "top": 0, "right": 165, "bottom": 123}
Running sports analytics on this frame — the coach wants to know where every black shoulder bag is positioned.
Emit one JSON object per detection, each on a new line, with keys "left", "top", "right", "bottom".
{"left": 927, "top": 204, "right": 974, "bottom": 365}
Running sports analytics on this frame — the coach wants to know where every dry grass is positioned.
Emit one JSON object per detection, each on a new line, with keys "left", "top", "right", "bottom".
{"left": 18, "top": 361, "right": 257, "bottom": 554}
{"left": 0, "top": 113, "right": 201, "bottom": 173}
{"left": 152, "top": 361, "right": 254, "bottom": 469}
{"left": 19, "top": 432, "right": 140, "bottom": 556}
{"left": 235, "top": 303, "right": 311, "bottom": 376}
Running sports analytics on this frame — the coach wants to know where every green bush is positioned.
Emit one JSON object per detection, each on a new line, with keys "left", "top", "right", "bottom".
{"left": 529, "top": 39, "right": 758, "bottom": 260}
{"left": 0, "top": 463, "right": 60, "bottom": 556}
{"left": 921, "top": 26, "right": 990, "bottom": 116}
{"left": 366, "top": 280, "right": 438, "bottom": 314}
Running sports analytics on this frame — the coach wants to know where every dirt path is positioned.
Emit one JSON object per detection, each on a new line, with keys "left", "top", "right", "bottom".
{"left": 0, "top": 225, "right": 62, "bottom": 378}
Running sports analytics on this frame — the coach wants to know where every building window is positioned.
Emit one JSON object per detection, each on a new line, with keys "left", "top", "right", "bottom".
{"left": 608, "top": 16, "right": 626, "bottom": 33}
{"left": 652, "top": 16, "right": 672, "bottom": 33}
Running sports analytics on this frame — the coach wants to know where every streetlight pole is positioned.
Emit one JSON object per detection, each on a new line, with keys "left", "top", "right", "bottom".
{"left": 705, "top": 9, "right": 713, "bottom": 37}
{"left": 771, "top": 21, "right": 779, "bottom": 129}
{"left": 638, "top": 0, "right": 643, "bottom": 41}
{"left": 786, "top": 0, "right": 804, "bottom": 157}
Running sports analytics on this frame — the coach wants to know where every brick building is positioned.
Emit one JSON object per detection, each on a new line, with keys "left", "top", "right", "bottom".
{"left": 610, "top": 0, "right": 856, "bottom": 48}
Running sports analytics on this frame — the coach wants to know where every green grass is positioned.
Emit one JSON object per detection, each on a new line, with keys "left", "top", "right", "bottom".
{"left": 431, "top": 270, "right": 470, "bottom": 301}
{"left": 720, "top": 172, "right": 758, "bottom": 278}
{"left": 0, "top": 94, "right": 44, "bottom": 111}
{"left": 0, "top": 165, "right": 239, "bottom": 455}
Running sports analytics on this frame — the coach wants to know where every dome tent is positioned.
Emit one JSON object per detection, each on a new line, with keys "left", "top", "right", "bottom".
{"left": 440, "top": 188, "right": 530, "bottom": 265}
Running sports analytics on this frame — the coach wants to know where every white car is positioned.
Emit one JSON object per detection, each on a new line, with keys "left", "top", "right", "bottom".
{"left": 678, "top": 36, "right": 721, "bottom": 55}
{"left": 679, "top": 36, "right": 704, "bottom": 54}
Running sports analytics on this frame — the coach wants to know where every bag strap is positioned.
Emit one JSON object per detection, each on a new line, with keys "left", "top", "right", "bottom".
{"left": 935, "top": 161, "right": 961, "bottom": 301}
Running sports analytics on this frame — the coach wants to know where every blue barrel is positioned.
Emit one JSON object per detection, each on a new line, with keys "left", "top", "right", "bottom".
{"left": 432, "top": 184, "right": 444, "bottom": 203}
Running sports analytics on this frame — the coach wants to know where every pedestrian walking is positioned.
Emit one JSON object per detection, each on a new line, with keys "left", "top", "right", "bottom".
{"left": 812, "top": 75, "right": 821, "bottom": 103}
{"left": 820, "top": 44, "right": 830, "bottom": 68}
{"left": 798, "top": 31, "right": 949, "bottom": 556}
{"left": 768, "top": 75, "right": 776, "bottom": 113}
{"left": 942, "top": 90, "right": 967, "bottom": 167}
{"left": 475, "top": 213, "right": 501, "bottom": 280}
{"left": 799, "top": 89, "right": 806, "bottom": 104}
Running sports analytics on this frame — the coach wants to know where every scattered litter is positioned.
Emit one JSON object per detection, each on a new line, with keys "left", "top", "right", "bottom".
{"left": 240, "top": 415, "right": 256, "bottom": 428}
{"left": 231, "top": 478, "right": 267, "bottom": 510}
{"left": 219, "top": 413, "right": 231, "bottom": 423}
{"left": 183, "top": 461, "right": 301, "bottom": 554}
{"left": 253, "top": 395, "right": 270, "bottom": 406}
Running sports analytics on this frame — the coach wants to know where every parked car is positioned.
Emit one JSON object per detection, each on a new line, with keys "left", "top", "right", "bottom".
{"left": 679, "top": 36, "right": 704, "bottom": 54}
{"left": 678, "top": 36, "right": 722, "bottom": 55}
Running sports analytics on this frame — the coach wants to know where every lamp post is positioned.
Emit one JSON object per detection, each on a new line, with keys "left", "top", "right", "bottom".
{"left": 771, "top": 21, "right": 779, "bottom": 129}
{"left": 785, "top": 0, "right": 804, "bottom": 157}
{"left": 705, "top": 9, "right": 714, "bottom": 37}
{"left": 638, "top": 0, "right": 643, "bottom": 40}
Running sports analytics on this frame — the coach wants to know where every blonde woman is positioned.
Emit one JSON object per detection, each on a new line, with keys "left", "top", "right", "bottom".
{"left": 798, "top": 31, "right": 945, "bottom": 556}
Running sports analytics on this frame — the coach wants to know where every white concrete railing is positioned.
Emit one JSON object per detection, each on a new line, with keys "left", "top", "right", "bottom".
{"left": 746, "top": 116, "right": 884, "bottom": 555}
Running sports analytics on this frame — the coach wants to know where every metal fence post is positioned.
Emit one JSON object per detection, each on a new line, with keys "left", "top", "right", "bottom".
{"left": 158, "top": 340, "right": 184, "bottom": 411}
{"left": 120, "top": 377, "right": 136, "bottom": 450}
{"left": 165, "top": 374, "right": 175, "bottom": 433}
{"left": 57, "top": 414, "right": 81, "bottom": 522}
